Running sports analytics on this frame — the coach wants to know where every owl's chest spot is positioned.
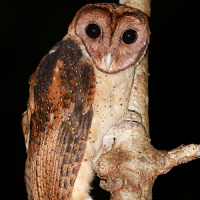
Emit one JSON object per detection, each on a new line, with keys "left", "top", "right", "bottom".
{"left": 88, "top": 67, "right": 135, "bottom": 153}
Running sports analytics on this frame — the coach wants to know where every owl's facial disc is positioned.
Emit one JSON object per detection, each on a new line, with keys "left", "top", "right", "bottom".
{"left": 74, "top": 4, "right": 150, "bottom": 73}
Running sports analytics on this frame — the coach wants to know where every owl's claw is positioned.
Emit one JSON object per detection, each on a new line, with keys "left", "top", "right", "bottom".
{"left": 128, "top": 120, "right": 146, "bottom": 134}
{"left": 97, "top": 111, "right": 146, "bottom": 159}
{"left": 127, "top": 109, "right": 142, "bottom": 123}
{"left": 127, "top": 109, "right": 146, "bottom": 134}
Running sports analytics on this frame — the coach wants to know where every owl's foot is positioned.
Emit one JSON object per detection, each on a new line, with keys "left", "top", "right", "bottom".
{"left": 103, "top": 112, "right": 145, "bottom": 151}
{"left": 93, "top": 110, "right": 146, "bottom": 164}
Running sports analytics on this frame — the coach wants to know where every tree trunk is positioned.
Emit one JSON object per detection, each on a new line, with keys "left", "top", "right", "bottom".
{"left": 94, "top": 0, "right": 200, "bottom": 199}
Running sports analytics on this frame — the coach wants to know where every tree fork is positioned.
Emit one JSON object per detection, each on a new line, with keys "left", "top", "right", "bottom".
{"left": 94, "top": 0, "right": 200, "bottom": 199}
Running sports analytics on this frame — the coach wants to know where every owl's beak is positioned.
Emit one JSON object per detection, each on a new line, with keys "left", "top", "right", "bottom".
{"left": 104, "top": 53, "right": 112, "bottom": 70}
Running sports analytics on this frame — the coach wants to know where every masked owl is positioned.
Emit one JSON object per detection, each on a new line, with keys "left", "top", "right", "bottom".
{"left": 22, "top": 3, "right": 150, "bottom": 200}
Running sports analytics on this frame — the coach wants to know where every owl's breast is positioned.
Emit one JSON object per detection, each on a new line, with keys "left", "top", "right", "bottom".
{"left": 88, "top": 66, "right": 135, "bottom": 155}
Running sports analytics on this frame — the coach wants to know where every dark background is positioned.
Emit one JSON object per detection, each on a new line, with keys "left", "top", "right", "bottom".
{"left": 1, "top": 0, "right": 200, "bottom": 199}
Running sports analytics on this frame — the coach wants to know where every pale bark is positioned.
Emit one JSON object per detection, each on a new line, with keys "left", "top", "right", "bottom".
{"left": 95, "top": 0, "right": 200, "bottom": 199}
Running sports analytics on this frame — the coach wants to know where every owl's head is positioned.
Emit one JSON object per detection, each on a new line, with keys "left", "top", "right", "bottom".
{"left": 65, "top": 3, "right": 150, "bottom": 74}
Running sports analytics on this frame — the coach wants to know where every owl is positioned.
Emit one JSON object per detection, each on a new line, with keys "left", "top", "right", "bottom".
{"left": 22, "top": 3, "right": 150, "bottom": 200}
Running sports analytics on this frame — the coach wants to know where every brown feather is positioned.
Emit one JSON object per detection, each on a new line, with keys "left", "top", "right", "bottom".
{"left": 24, "top": 37, "right": 95, "bottom": 199}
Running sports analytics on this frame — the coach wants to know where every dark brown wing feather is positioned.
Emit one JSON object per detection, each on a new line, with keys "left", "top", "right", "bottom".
{"left": 23, "top": 37, "right": 96, "bottom": 200}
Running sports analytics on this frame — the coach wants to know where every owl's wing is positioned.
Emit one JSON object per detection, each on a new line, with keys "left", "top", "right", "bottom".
{"left": 23, "top": 37, "right": 96, "bottom": 200}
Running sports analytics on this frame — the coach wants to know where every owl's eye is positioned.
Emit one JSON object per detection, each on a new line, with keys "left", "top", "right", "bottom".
{"left": 85, "top": 23, "right": 101, "bottom": 39}
{"left": 122, "top": 29, "right": 138, "bottom": 44}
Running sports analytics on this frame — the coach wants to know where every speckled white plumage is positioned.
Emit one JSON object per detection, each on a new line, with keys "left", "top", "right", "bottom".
{"left": 72, "top": 66, "right": 135, "bottom": 200}
{"left": 90, "top": 66, "right": 135, "bottom": 153}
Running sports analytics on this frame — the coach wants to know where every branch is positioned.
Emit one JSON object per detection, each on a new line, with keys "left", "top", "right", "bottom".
{"left": 95, "top": 123, "right": 200, "bottom": 199}
{"left": 120, "top": 0, "right": 151, "bottom": 16}
{"left": 94, "top": 0, "right": 200, "bottom": 199}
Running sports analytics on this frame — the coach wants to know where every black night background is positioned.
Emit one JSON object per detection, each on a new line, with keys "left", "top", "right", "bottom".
{"left": 1, "top": 0, "right": 200, "bottom": 199}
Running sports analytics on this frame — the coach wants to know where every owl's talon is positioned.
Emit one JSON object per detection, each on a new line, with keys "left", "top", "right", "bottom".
{"left": 127, "top": 109, "right": 142, "bottom": 123}
{"left": 128, "top": 120, "right": 146, "bottom": 134}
